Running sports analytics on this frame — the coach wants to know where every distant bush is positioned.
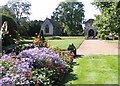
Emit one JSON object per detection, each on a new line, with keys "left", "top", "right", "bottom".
{"left": 48, "top": 36, "right": 62, "bottom": 40}
{"left": 101, "top": 34, "right": 105, "bottom": 40}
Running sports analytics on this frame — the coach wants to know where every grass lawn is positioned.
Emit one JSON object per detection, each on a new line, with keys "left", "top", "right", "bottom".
{"left": 3, "top": 36, "right": 84, "bottom": 52}
{"left": 47, "top": 36, "right": 84, "bottom": 50}
{"left": 65, "top": 55, "right": 118, "bottom": 84}
{"left": 21, "top": 36, "right": 85, "bottom": 50}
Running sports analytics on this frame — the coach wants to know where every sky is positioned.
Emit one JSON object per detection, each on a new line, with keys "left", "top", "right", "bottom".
{"left": 0, "top": 0, "right": 101, "bottom": 21}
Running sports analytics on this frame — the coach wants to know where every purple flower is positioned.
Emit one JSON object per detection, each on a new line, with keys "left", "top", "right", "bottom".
{"left": 0, "top": 47, "right": 67, "bottom": 85}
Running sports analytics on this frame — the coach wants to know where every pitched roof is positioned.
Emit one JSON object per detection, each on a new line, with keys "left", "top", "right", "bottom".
{"left": 85, "top": 19, "right": 94, "bottom": 24}
{"left": 46, "top": 18, "right": 62, "bottom": 28}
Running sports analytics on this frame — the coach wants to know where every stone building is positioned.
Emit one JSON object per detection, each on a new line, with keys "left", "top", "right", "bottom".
{"left": 41, "top": 18, "right": 63, "bottom": 36}
{"left": 84, "top": 19, "right": 97, "bottom": 39}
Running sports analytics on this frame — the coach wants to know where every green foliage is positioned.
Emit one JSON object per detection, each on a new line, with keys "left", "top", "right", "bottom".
{"left": 0, "top": 14, "right": 19, "bottom": 46}
{"left": 48, "top": 36, "right": 62, "bottom": 40}
{"left": 16, "top": 20, "right": 43, "bottom": 36}
{"left": 116, "top": 1, "right": 120, "bottom": 36}
{"left": 4, "top": 0, "right": 32, "bottom": 37}
{"left": 1, "top": 46, "right": 75, "bottom": 86}
{"left": 27, "top": 20, "right": 43, "bottom": 36}
{"left": 32, "top": 62, "right": 66, "bottom": 86}
{"left": 67, "top": 43, "right": 76, "bottom": 56}
{"left": 7, "top": 0, "right": 31, "bottom": 22}
{"left": 18, "top": 22, "right": 29, "bottom": 36}
{"left": 39, "top": 30, "right": 46, "bottom": 43}
{"left": 0, "top": 5, "right": 16, "bottom": 19}
{"left": 52, "top": 1, "right": 84, "bottom": 35}
{"left": 92, "top": 2, "right": 119, "bottom": 39}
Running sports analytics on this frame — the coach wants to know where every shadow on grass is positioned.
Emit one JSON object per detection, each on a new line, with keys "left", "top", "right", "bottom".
{"left": 62, "top": 62, "right": 78, "bottom": 85}
{"left": 75, "top": 54, "right": 84, "bottom": 58}
{"left": 63, "top": 73, "right": 78, "bottom": 85}
{"left": 22, "top": 36, "right": 35, "bottom": 40}
{"left": 21, "top": 41, "right": 33, "bottom": 44}
{"left": 62, "top": 55, "right": 85, "bottom": 85}
{"left": 72, "top": 61, "right": 79, "bottom": 66}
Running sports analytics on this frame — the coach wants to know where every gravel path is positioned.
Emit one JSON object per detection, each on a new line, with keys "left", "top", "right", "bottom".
{"left": 77, "top": 39, "right": 119, "bottom": 56}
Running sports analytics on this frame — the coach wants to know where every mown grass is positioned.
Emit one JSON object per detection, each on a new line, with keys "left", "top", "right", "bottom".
{"left": 22, "top": 36, "right": 85, "bottom": 49}
{"left": 3, "top": 36, "right": 84, "bottom": 52}
{"left": 47, "top": 36, "right": 84, "bottom": 50}
{"left": 65, "top": 55, "right": 118, "bottom": 84}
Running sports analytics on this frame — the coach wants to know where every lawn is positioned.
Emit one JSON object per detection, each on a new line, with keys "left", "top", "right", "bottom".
{"left": 65, "top": 55, "right": 118, "bottom": 84}
{"left": 2, "top": 36, "right": 84, "bottom": 53}
{"left": 21, "top": 36, "right": 85, "bottom": 50}
{"left": 47, "top": 36, "right": 84, "bottom": 50}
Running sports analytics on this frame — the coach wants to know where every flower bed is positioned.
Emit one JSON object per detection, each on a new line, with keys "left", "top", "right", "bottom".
{"left": 0, "top": 47, "right": 74, "bottom": 86}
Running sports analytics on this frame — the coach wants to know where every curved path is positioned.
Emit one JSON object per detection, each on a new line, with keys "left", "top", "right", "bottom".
{"left": 77, "top": 39, "right": 119, "bottom": 56}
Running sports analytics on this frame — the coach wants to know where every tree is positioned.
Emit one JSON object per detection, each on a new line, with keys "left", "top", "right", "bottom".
{"left": 7, "top": 0, "right": 31, "bottom": 22}
{"left": 92, "top": 1, "right": 119, "bottom": 39}
{"left": 5, "top": 0, "right": 31, "bottom": 36}
{"left": 116, "top": 1, "right": 120, "bottom": 36}
{"left": 28, "top": 20, "right": 43, "bottom": 36}
{"left": 51, "top": 1, "right": 84, "bottom": 35}
{"left": 0, "top": 5, "right": 16, "bottom": 19}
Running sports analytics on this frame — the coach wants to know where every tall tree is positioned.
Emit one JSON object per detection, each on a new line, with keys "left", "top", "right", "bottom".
{"left": 92, "top": 1, "right": 119, "bottom": 39}
{"left": 0, "top": 5, "right": 16, "bottom": 18}
{"left": 28, "top": 20, "right": 43, "bottom": 36}
{"left": 51, "top": 1, "right": 84, "bottom": 35}
{"left": 7, "top": 0, "right": 31, "bottom": 22}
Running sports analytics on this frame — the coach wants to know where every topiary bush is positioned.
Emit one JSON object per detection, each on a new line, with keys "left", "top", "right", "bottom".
{"left": 67, "top": 43, "right": 76, "bottom": 57}
{"left": 0, "top": 14, "right": 19, "bottom": 46}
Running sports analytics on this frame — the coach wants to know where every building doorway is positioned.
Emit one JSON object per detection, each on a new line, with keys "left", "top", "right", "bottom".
{"left": 88, "top": 29, "right": 94, "bottom": 37}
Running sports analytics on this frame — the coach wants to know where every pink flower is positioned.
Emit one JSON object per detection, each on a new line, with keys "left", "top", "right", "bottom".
{"left": 68, "top": 56, "right": 74, "bottom": 62}
{"left": 24, "top": 72, "right": 32, "bottom": 78}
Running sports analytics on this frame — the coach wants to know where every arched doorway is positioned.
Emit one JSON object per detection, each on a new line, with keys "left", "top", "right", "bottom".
{"left": 88, "top": 29, "right": 94, "bottom": 37}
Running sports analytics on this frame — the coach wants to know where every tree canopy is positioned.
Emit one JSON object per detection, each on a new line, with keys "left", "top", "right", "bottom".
{"left": 51, "top": 1, "right": 84, "bottom": 35}
{"left": 27, "top": 20, "right": 43, "bottom": 36}
{"left": 92, "top": 1, "right": 119, "bottom": 39}
{"left": 7, "top": 0, "right": 31, "bottom": 22}
{"left": 0, "top": 5, "right": 16, "bottom": 19}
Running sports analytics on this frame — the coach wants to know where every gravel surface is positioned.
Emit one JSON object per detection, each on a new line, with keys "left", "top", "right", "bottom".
{"left": 77, "top": 39, "right": 119, "bottom": 56}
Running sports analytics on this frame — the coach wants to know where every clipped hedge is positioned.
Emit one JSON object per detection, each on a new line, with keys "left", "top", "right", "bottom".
{"left": 0, "top": 14, "right": 19, "bottom": 46}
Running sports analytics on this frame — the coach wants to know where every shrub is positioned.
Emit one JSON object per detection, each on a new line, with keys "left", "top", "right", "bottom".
{"left": 48, "top": 36, "right": 62, "bottom": 40}
{"left": 67, "top": 43, "right": 76, "bottom": 57}
{"left": 0, "top": 47, "right": 73, "bottom": 86}
{"left": 32, "top": 30, "right": 48, "bottom": 48}
{"left": 1, "top": 14, "right": 19, "bottom": 46}
{"left": 101, "top": 34, "right": 105, "bottom": 39}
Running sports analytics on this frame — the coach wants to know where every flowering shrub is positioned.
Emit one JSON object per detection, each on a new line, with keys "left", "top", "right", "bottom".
{"left": 33, "top": 38, "right": 41, "bottom": 45}
{"left": 33, "top": 37, "right": 48, "bottom": 47}
{"left": 59, "top": 50, "right": 75, "bottom": 72}
{"left": 33, "top": 30, "right": 47, "bottom": 47}
{"left": 0, "top": 47, "right": 71, "bottom": 86}
{"left": 49, "top": 46, "right": 75, "bottom": 72}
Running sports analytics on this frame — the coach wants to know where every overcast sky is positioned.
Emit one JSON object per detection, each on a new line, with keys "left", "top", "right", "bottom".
{"left": 0, "top": 0, "right": 101, "bottom": 21}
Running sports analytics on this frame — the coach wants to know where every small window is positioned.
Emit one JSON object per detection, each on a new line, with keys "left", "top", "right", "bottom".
{"left": 45, "top": 25, "right": 49, "bottom": 33}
